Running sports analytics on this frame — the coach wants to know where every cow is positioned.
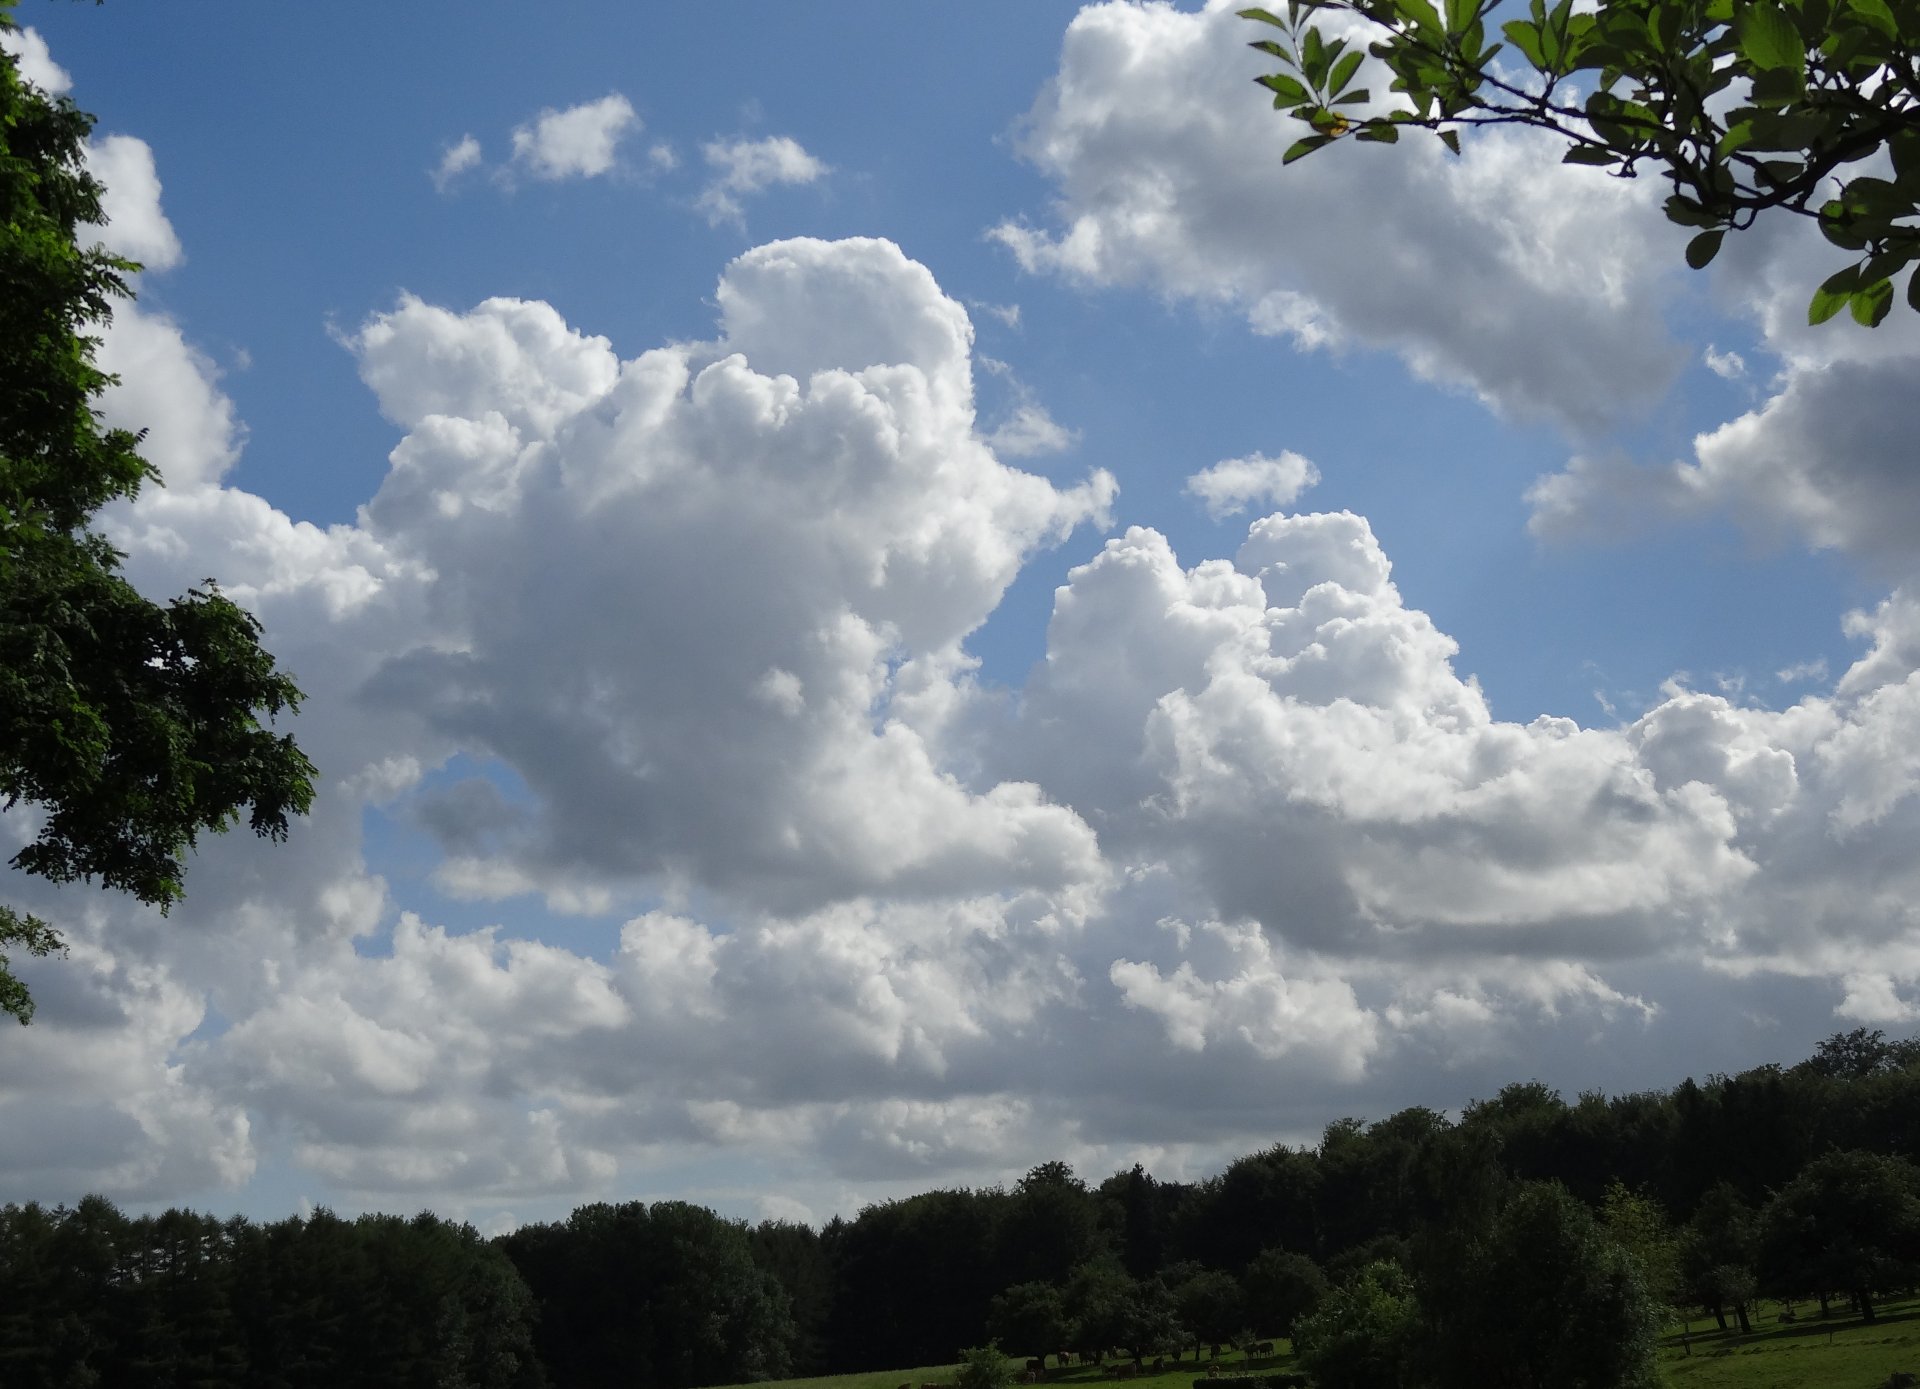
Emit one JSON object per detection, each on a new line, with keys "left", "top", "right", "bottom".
{"left": 1026, "top": 1360, "right": 1046, "bottom": 1378}
{"left": 1252, "top": 1342, "right": 1275, "bottom": 1357}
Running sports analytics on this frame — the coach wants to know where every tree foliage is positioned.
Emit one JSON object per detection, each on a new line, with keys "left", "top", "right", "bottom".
{"left": 1419, "top": 1182, "right": 1660, "bottom": 1389}
{"left": 1290, "top": 1260, "right": 1415, "bottom": 1389}
{"left": 499, "top": 1200, "right": 795, "bottom": 1389}
{"left": 1240, "top": 0, "right": 1920, "bottom": 325}
{"left": 1757, "top": 1149, "right": 1920, "bottom": 1321}
{"left": 0, "top": 1, "right": 316, "bottom": 1023}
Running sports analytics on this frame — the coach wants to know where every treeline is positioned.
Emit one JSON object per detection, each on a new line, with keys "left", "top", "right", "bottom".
{"left": 5, "top": 1028, "right": 1920, "bottom": 1388}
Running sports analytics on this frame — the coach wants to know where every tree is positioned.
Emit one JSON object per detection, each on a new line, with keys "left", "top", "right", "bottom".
{"left": 1758, "top": 1149, "right": 1920, "bottom": 1323}
{"left": 499, "top": 1200, "right": 794, "bottom": 1389}
{"left": 1599, "top": 1180, "right": 1682, "bottom": 1319}
{"left": 1241, "top": 1248, "right": 1328, "bottom": 1338}
{"left": 956, "top": 1342, "right": 1016, "bottom": 1389}
{"left": 1418, "top": 1182, "right": 1659, "bottom": 1389}
{"left": 1680, "top": 1183, "right": 1758, "bottom": 1332}
{"left": 987, "top": 1282, "right": 1072, "bottom": 1363}
{"left": 1168, "top": 1266, "right": 1244, "bottom": 1359}
{"left": 999, "top": 1163, "right": 1103, "bottom": 1288}
{"left": 1290, "top": 1260, "right": 1415, "bottom": 1389}
{"left": 0, "top": 1, "right": 317, "bottom": 1023}
{"left": 1240, "top": 0, "right": 1920, "bottom": 325}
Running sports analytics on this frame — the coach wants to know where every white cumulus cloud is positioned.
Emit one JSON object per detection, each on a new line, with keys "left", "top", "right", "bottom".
{"left": 431, "top": 133, "right": 483, "bottom": 191}
{"left": 697, "top": 134, "right": 829, "bottom": 226}
{"left": 510, "top": 93, "right": 638, "bottom": 181}
{"left": 1185, "top": 450, "right": 1319, "bottom": 519}
{"left": 991, "top": 0, "right": 1683, "bottom": 433}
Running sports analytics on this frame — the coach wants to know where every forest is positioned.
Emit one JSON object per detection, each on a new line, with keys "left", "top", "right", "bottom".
{"left": 4, "top": 1027, "right": 1920, "bottom": 1388}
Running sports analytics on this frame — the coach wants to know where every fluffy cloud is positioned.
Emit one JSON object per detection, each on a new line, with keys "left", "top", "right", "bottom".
{"left": 346, "top": 237, "right": 1114, "bottom": 913}
{"left": 432, "top": 133, "right": 483, "bottom": 191}
{"left": 13, "top": 71, "right": 1920, "bottom": 1217}
{"left": 0, "top": 23, "right": 70, "bottom": 93}
{"left": 697, "top": 135, "right": 829, "bottom": 226}
{"left": 85, "top": 134, "right": 182, "bottom": 271}
{"left": 1185, "top": 450, "right": 1319, "bottom": 520}
{"left": 510, "top": 93, "right": 639, "bottom": 181}
{"left": 992, "top": 0, "right": 1682, "bottom": 432}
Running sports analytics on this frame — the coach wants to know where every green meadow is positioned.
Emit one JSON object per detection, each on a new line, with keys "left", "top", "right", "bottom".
{"left": 1661, "top": 1296, "right": 1920, "bottom": 1389}
{"left": 713, "top": 1299, "right": 1920, "bottom": 1389}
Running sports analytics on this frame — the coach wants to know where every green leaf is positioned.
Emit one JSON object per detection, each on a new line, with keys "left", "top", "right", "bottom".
{"left": 1438, "top": 128, "right": 1462, "bottom": 155}
{"left": 1663, "top": 194, "right": 1722, "bottom": 229}
{"left": 1283, "top": 133, "right": 1336, "bottom": 164}
{"left": 1736, "top": 1, "right": 1803, "bottom": 70}
{"left": 1716, "top": 121, "right": 1754, "bottom": 156}
{"left": 1850, "top": 277, "right": 1894, "bottom": 327}
{"left": 1258, "top": 72, "right": 1313, "bottom": 104}
{"left": 1808, "top": 264, "right": 1860, "bottom": 323}
{"left": 1330, "top": 48, "right": 1366, "bottom": 96}
{"left": 1302, "top": 23, "right": 1329, "bottom": 86}
{"left": 1562, "top": 145, "right": 1618, "bottom": 165}
{"left": 1355, "top": 123, "right": 1402, "bottom": 143}
{"left": 1819, "top": 203, "right": 1869, "bottom": 250}
{"left": 1908, "top": 264, "right": 1920, "bottom": 314}
{"left": 1847, "top": 0, "right": 1899, "bottom": 39}
{"left": 1239, "top": 7, "right": 1291, "bottom": 26}
{"left": 1398, "top": 0, "right": 1446, "bottom": 37}
{"left": 1501, "top": 18, "right": 1548, "bottom": 68}
{"left": 1685, "top": 229, "right": 1726, "bottom": 268}
{"left": 1748, "top": 63, "right": 1807, "bottom": 104}
{"left": 1333, "top": 88, "right": 1374, "bottom": 105}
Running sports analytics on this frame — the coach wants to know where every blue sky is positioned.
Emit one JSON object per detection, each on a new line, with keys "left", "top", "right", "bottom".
{"left": 4, "top": 1, "right": 1919, "bottom": 1230}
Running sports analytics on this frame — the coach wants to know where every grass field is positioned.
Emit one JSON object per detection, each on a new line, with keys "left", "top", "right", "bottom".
{"left": 1660, "top": 1295, "right": 1920, "bottom": 1388}
{"left": 716, "top": 1299, "right": 1920, "bottom": 1389}
{"left": 717, "top": 1341, "right": 1299, "bottom": 1389}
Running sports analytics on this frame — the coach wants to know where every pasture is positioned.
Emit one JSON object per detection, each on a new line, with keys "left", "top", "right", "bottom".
{"left": 714, "top": 1342, "right": 1301, "bottom": 1389}
{"left": 714, "top": 1300, "right": 1920, "bottom": 1389}
{"left": 1660, "top": 1295, "right": 1920, "bottom": 1388}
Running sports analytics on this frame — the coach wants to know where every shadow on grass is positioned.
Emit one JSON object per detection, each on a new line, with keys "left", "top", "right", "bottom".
{"left": 1667, "top": 1296, "right": 1920, "bottom": 1354}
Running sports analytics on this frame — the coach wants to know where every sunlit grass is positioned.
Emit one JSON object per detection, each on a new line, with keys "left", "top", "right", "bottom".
{"left": 1661, "top": 1295, "right": 1920, "bottom": 1389}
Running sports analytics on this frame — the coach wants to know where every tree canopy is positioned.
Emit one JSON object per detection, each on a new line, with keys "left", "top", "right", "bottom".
{"left": 1241, "top": 0, "right": 1920, "bottom": 325}
{"left": 0, "top": 0, "right": 316, "bottom": 1022}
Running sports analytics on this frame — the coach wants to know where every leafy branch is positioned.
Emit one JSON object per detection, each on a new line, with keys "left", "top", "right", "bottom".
{"left": 1241, "top": 0, "right": 1920, "bottom": 324}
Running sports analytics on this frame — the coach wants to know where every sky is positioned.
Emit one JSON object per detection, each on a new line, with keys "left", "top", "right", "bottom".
{"left": 3, "top": 0, "right": 1919, "bottom": 1234}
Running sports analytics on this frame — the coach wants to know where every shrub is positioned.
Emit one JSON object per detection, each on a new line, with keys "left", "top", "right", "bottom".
{"left": 958, "top": 1342, "right": 1016, "bottom": 1389}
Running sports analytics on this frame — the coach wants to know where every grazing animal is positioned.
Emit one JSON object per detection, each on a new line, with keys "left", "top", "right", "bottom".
{"left": 1027, "top": 1360, "right": 1046, "bottom": 1376}
{"left": 1252, "top": 1342, "right": 1275, "bottom": 1356}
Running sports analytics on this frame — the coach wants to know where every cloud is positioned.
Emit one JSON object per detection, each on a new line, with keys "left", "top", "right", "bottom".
{"left": 0, "top": 24, "right": 70, "bottom": 93}
{"left": 1185, "top": 450, "right": 1319, "bottom": 520}
{"left": 697, "top": 135, "right": 829, "bottom": 226}
{"left": 1704, "top": 345, "right": 1747, "bottom": 380}
{"left": 1527, "top": 160, "right": 1920, "bottom": 568}
{"left": 342, "top": 238, "right": 1114, "bottom": 915}
{"left": 15, "top": 85, "right": 1920, "bottom": 1215}
{"left": 431, "top": 134, "right": 483, "bottom": 191}
{"left": 991, "top": 0, "right": 1682, "bottom": 433}
{"left": 80, "top": 134, "right": 183, "bottom": 271}
{"left": 1528, "top": 355, "right": 1920, "bottom": 578}
{"left": 510, "top": 94, "right": 638, "bottom": 181}
{"left": 985, "top": 403, "right": 1079, "bottom": 458}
